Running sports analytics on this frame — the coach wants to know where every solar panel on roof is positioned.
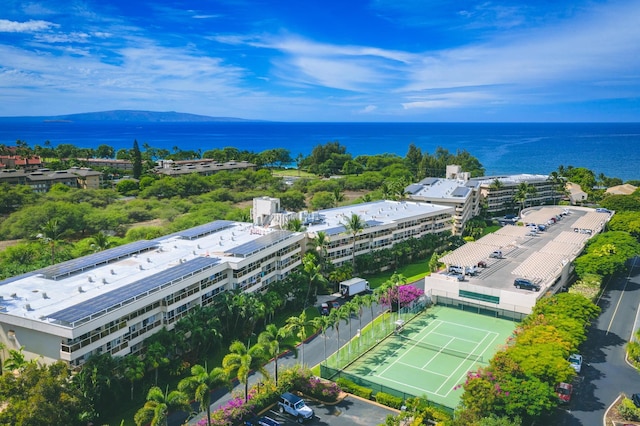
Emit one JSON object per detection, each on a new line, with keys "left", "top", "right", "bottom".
{"left": 40, "top": 240, "right": 159, "bottom": 280}
{"left": 226, "top": 230, "right": 294, "bottom": 257}
{"left": 405, "top": 184, "right": 422, "bottom": 194}
{"left": 451, "top": 187, "right": 470, "bottom": 197}
{"left": 324, "top": 225, "right": 346, "bottom": 236}
{"left": 419, "top": 177, "right": 439, "bottom": 185}
{"left": 48, "top": 256, "right": 220, "bottom": 325}
{"left": 178, "top": 220, "right": 235, "bottom": 240}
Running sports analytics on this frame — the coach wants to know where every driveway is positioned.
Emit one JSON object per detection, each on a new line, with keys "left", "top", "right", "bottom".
{"left": 543, "top": 257, "right": 640, "bottom": 425}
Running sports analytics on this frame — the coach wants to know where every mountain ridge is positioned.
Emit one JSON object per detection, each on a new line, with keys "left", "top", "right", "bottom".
{"left": 0, "top": 110, "right": 259, "bottom": 123}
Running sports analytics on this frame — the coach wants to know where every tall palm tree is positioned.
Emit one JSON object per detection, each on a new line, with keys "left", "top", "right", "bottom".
{"left": 310, "top": 315, "right": 332, "bottom": 365}
{"left": 514, "top": 182, "right": 538, "bottom": 214}
{"left": 309, "top": 230, "right": 330, "bottom": 271}
{"left": 329, "top": 307, "right": 350, "bottom": 366}
{"left": 120, "top": 355, "right": 145, "bottom": 401}
{"left": 222, "top": 341, "right": 268, "bottom": 403}
{"left": 342, "top": 213, "right": 365, "bottom": 274}
{"left": 257, "top": 324, "right": 291, "bottom": 386}
{"left": 302, "top": 253, "right": 327, "bottom": 308}
{"left": 178, "top": 364, "right": 229, "bottom": 426}
{"left": 284, "top": 312, "right": 311, "bottom": 365}
{"left": 36, "top": 218, "right": 66, "bottom": 264}
{"left": 144, "top": 341, "right": 169, "bottom": 385}
{"left": 359, "top": 293, "right": 376, "bottom": 343}
{"left": 134, "top": 386, "right": 190, "bottom": 426}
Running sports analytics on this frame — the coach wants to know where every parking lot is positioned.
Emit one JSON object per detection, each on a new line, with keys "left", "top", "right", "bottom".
{"left": 256, "top": 395, "right": 399, "bottom": 426}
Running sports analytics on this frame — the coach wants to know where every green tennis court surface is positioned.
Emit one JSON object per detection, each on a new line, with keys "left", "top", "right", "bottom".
{"left": 342, "top": 305, "right": 516, "bottom": 410}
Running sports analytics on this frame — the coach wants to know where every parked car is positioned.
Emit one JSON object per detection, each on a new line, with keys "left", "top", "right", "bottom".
{"left": 513, "top": 278, "right": 540, "bottom": 292}
{"left": 568, "top": 354, "right": 583, "bottom": 373}
{"left": 556, "top": 382, "right": 573, "bottom": 404}
{"left": 449, "top": 265, "right": 478, "bottom": 275}
{"left": 596, "top": 208, "right": 612, "bottom": 214}
{"left": 319, "top": 303, "right": 330, "bottom": 316}
{"left": 477, "top": 260, "right": 487, "bottom": 268}
{"left": 489, "top": 250, "right": 503, "bottom": 259}
{"left": 445, "top": 272, "right": 465, "bottom": 281}
{"left": 632, "top": 393, "right": 640, "bottom": 408}
{"left": 278, "top": 392, "right": 315, "bottom": 423}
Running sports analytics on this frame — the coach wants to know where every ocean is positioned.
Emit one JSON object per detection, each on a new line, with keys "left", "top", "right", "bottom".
{"left": 0, "top": 121, "right": 638, "bottom": 182}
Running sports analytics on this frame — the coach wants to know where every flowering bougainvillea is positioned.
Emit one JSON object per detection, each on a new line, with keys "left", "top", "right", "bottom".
{"left": 378, "top": 284, "right": 423, "bottom": 310}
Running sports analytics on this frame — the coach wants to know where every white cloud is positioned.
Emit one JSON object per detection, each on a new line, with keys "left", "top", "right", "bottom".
{"left": 0, "top": 19, "right": 58, "bottom": 33}
{"left": 359, "top": 105, "right": 377, "bottom": 113}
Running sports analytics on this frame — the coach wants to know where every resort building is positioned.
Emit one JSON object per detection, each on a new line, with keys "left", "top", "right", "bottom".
{"left": 153, "top": 160, "right": 256, "bottom": 177}
{"left": 0, "top": 167, "right": 103, "bottom": 192}
{"left": 471, "top": 173, "right": 557, "bottom": 214}
{"left": 404, "top": 165, "right": 481, "bottom": 235}
{"left": 0, "top": 155, "right": 43, "bottom": 172}
{"left": 0, "top": 198, "right": 454, "bottom": 367}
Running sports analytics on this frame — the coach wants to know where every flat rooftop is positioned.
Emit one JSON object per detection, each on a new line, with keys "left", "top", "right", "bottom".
{"left": 303, "top": 200, "right": 454, "bottom": 236}
{"left": 0, "top": 221, "right": 301, "bottom": 327}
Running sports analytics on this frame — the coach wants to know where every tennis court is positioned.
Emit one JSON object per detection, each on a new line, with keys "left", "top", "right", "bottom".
{"left": 342, "top": 305, "right": 516, "bottom": 410}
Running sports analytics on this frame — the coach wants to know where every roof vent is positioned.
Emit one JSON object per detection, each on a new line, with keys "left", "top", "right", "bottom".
{"left": 78, "top": 286, "right": 84, "bottom": 293}
{"left": 88, "top": 276, "right": 94, "bottom": 283}
{"left": 102, "top": 278, "right": 107, "bottom": 284}
{"left": 42, "top": 292, "right": 48, "bottom": 299}
{"left": 111, "top": 269, "right": 116, "bottom": 275}
{"left": 11, "top": 293, "right": 17, "bottom": 298}
{"left": 139, "top": 265, "right": 144, "bottom": 270}
{"left": 147, "top": 257, "right": 151, "bottom": 263}
{"left": 24, "top": 304, "right": 32, "bottom": 311}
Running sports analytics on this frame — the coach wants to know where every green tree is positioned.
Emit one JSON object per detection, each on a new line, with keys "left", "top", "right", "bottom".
{"left": 310, "top": 315, "right": 332, "bottom": 365}
{"left": 36, "top": 218, "right": 67, "bottom": 264}
{"left": 342, "top": 213, "right": 365, "bottom": 274}
{"left": 178, "top": 364, "right": 229, "bottom": 426}
{"left": 120, "top": 355, "right": 145, "bottom": 401}
{"left": 132, "top": 139, "right": 143, "bottom": 179}
{"left": 222, "top": 341, "right": 268, "bottom": 402}
{"left": 134, "top": 385, "right": 190, "bottom": 426}
{"left": 257, "top": 324, "right": 291, "bottom": 386}
{"left": 284, "top": 312, "right": 311, "bottom": 365}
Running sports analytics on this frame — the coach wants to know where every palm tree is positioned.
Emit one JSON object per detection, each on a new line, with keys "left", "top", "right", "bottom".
{"left": 134, "top": 386, "right": 190, "bottom": 426}
{"left": 178, "top": 364, "right": 229, "bottom": 426}
{"left": 120, "top": 355, "right": 145, "bottom": 401}
{"left": 284, "top": 311, "right": 311, "bottom": 365}
{"left": 302, "top": 253, "right": 327, "bottom": 308}
{"left": 144, "top": 341, "right": 169, "bottom": 385}
{"left": 310, "top": 315, "right": 332, "bottom": 365}
{"left": 89, "top": 231, "right": 114, "bottom": 252}
{"left": 257, "top": 324, "right": 291, "bottom": 386}
{"left": 2, "top": 346, "right": 32, "bottom": 372}
{"left": 309, "top": 230, "right": 330, "bottom": 271}
{"left": 222, "top": 341, "right": 268, "bottom": 403}
{"left": 342, "top": 213, "right": 365, "bottom": 274}
{"left": 329, "top": 307, "right": 350, "bottom": 366}
{"left": 36, "top": 218, "right": 66, "bottom": 264}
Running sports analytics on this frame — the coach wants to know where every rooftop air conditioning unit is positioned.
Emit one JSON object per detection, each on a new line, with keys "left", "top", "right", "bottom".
{"left": 78, "top": 286, "right": 84, "bottom": 293}
{"left": 42, "top": 292, "right": 48, "bottom": 299}
{"left": 102, "top": 278, "right": 107, "bottom": 284}
{"left": 24, "top": 304, "right": 32, "bottom": 311}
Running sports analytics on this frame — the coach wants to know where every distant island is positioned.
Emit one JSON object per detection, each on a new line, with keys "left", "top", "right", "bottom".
{"left": 0, "top": 110, "right": 259, "bottom": 123}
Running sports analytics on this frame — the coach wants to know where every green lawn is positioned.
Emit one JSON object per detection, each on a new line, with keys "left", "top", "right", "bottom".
{"left": 365, "top": 260, "right": 431, "bottom": 289}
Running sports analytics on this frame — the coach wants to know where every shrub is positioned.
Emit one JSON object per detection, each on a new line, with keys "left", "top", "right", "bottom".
{"left": 618, "top": 397, "right": 640, "bottom": 421}
{"left": 374, "top": 392, "right": 403, "bottom": 409}
{"left": 336, "top": 377, "right": 373, "bottom": 399}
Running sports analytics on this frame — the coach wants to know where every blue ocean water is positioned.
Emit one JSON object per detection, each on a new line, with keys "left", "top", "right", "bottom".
{"left": 0, "top": 121, "right": 638, "bottom": 182}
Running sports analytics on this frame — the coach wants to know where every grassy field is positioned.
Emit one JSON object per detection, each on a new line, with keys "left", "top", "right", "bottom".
{"left": 365, "top": 260, "right": 432, "bottom": 288}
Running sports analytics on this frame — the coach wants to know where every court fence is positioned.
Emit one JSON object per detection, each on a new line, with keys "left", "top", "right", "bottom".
{"left": 320, "top": 364, "right": 454, "bottom": 415}
{"left": 433, "top": 294, "right": 527, "bottom": 322}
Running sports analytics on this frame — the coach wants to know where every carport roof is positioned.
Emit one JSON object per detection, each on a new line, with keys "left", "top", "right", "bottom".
{"left": 439, "top": 242, "right": 499, "bottom": 266}
{"left": 521, "top": 207, "right": 566, "bottom": 225}
{"left": 570, "top": 211, "right": 610, "bottom": 231}
{"left": 511, "top": 251, "right": 567, "bottom": 282}
{"left": 554, "top": 230, "right": 591, "bottom": 245}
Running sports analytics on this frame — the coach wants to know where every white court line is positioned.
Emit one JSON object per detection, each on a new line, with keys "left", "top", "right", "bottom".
{"left": 443, "top": 330, "right": 502, "bottom": 398}
{"left": 430, "top": 331, "right": 482, "bottom": 344}
{"left": 396, "top": 361, "right": 450, "bottom": 377}
{"left": 435, "top": 332, "right": 493, "bottom": 395}
{"left": 421, "top": 337, "right": 455, "bottom": 370}
{"left": 377, "top": 320, "right": 445, "bottom": 377}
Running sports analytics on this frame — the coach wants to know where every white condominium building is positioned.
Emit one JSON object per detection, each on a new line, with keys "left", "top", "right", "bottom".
{"left": 0, "top": 199, "right": 453, "bottom": 367}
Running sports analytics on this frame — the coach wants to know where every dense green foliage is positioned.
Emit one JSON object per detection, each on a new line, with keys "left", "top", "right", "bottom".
{"left": 454, "top": 293, "right": 600, "bottom": 425}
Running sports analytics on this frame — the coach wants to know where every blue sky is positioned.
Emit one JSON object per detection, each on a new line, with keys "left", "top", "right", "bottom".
{"left": 1, "top": 0, "right": 639, "bottom": 121}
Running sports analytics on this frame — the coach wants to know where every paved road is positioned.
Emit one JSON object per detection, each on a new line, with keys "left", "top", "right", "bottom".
{"left": 175, "top": 293, "right": 392, "bottom": 426}
{"left": 546, "top": 257, "right": 640, "bottom": 425}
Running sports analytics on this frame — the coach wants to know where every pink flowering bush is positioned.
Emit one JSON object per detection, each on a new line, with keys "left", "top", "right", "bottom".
{"left": 378, "top": 285, "right": 423, "bottom": 311}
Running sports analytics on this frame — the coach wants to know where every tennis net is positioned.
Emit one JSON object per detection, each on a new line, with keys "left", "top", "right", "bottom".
{"left": 392, "top": 333, "right": 483, "bottom": 362}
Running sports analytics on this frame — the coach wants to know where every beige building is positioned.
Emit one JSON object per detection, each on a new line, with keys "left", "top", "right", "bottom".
{"left": 472, "top": 173, "right": 557, "bottom": 214}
